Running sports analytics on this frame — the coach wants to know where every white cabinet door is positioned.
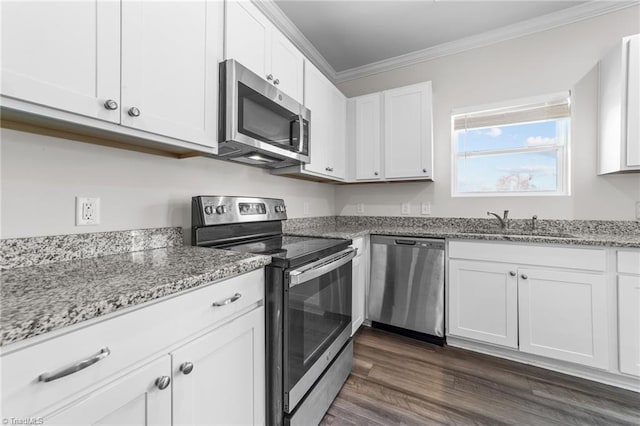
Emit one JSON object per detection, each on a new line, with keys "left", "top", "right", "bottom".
{"left": 1, "top": 1, "right": 120, "bottom": 123}
{"left": 383, "top": 82, "right": 433, "bottom": 179}
{"left": 121, "top": 0, "right": 221, "bottom": 148}
{"left": 625, "top": 34, "right": 640, "bottom": 167}
{"left": 172, "top": 307, "right": 265, "bottom": 426}
{"left": 619, "top": 275, "right": 640, "bottom": 377}
{"left": 303, "top": 63, "right": 331, "bottom": 176}
{"left": 351, "top": 238, "right": 366, "bottom": 335}
{"left": 225, "top": 0, "right": 271, "bottom": 80}
{"left": 448, "top": 259, "right": 519, "bottom": 348}
{"left": 354, "top": 94, "right": 382, "bottom": 180}
{"left": 270, "top": 31, "right": 304, "bottom": 103}
{"left": 330, "top": 85, "right": 348, "bottom": 180}
{"left": 44, "top": 356, "right": 171, "bottom": 426}
{"left": 518, "top": 268, "right": 609, "bottom": 369}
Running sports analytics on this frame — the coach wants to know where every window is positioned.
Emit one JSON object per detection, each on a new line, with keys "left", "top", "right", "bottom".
{"left": 452, "top": 92, "right": 570, "bottom": 196}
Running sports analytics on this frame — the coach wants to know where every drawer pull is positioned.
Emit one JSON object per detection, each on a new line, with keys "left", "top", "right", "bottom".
{"left": 212, "top": 292, "right": 242, "bottom": 307}
{"left": 38, "top": 347, "right": 111, "bottom": 383}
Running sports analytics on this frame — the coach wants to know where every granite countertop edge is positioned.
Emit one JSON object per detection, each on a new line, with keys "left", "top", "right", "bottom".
{"left": 286, "top": 226, "right": 640, "bottom": 248}
{"left": 0, "top": 248, "right": 272, "bottom": 348}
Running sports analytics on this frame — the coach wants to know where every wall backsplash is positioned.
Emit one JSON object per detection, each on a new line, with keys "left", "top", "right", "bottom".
{"left": 335, "top": 6, "right": 640, "bottom": 221}
{"left": 0, "top": 128, "right": 335, "bottom": 240}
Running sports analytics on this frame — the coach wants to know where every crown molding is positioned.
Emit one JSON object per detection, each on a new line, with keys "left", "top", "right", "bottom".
{"left": 251, "top": 0, "right": 338, "bottom": 82}
{"left": 335, "top": 1, "right": 639, "bottom": 82}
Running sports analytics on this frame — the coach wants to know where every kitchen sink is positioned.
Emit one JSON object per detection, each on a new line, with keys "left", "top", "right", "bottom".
{"left": 456, "top": 229, "right": 578, "bottom": 239}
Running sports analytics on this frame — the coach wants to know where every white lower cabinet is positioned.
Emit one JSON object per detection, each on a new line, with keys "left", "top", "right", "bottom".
{"left": 351, "top": 237, "right": 367, "bottom": 335}
{"left": 45, "top": 356, "right": 172, "bottom": 426}
{"left": 448, "top": 241, "right": 611, "bottom": 370}
{"left": 518, "top": 268, "right": 609, "bottom": 369}
{"left": 0, "top": 269, "right": 265, "bottom": 425}
{"left": 618, "top": 274, "right": 640, "bottom": 377}
{"left": 172, "top": 307, "right": 265, "bottom": 426}
{"left": 448, "top": 259, "right": 518, "bottom": 348}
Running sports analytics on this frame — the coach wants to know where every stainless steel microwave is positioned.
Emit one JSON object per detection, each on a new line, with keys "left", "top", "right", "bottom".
{"left": 218, "top": 59, "right": 310, "bottom": 168}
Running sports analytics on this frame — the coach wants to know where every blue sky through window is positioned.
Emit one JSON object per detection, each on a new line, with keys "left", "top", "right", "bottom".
{"left": 455, "top": 118, "right": 567, "bottom": 193}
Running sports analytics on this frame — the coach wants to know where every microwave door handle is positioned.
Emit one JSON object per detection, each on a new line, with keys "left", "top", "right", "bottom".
{"left": 298, "top": 114, "right": 304, "bottom": 154}
{"left": 288, "top": 248, "right": 356, "bottom": 288}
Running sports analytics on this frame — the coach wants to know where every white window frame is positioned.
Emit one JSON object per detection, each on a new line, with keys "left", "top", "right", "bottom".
{"left": 451, "top": 92, "right": 571, "bottom": 198}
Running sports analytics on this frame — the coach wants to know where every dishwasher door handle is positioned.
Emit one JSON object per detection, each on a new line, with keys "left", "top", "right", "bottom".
{"left": 394, "top": 239, "right": 417, "bottom": 246}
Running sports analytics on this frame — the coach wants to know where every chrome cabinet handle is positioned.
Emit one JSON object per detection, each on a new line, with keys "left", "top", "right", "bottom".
{"left": 104, "top": 99, "right": 118, "bottom": 110}
{"left": 325, "top": 167, "right": 334, "bottom": 172}
{"left": 155, "top": 376, "right": 171, "bottom": 390}
{"left": 274, "top": 78, "right": 280, "bottom": 85}
{"left": 212, "top": 292, "right": 242, "bottom": 307}
{"left": 128, "top": 107, "right": 141, "bottom": 117}
{"left": 180, "top": 362, "right": 194, "bottom": 375}
{"left": 509, "top": 271, "right": 516, "bottom": 277}
{"left": 38, "top": 347, "right": 111, "bottom": 383}
{"left": 266, "top": 74, "right": 274, "bottom": 81}
{"left": 422, "top": 168, "right": 427, "bottom": 173}
{"left": 521, "top": 274, "right": 528, "bottom": 280}
{"left": 374, "top": 171, "right": 379, "bottom": 176}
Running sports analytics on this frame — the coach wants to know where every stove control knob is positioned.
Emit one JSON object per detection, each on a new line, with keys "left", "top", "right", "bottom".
{"left": 204, "top": 205, "right": 214, "bottom": 215}
{"left": 216, "top": 205, "right": 227, "bottom": 214}
{"left": 275, "top": 205, "right": 286, "bottom": 213}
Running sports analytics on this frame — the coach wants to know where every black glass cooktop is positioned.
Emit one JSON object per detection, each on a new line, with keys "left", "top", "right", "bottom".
{"left": 224, "top": 235, "right": 349, "bottom": 267}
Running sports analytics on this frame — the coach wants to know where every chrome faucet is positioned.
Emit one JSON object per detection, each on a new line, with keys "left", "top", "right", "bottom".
{"left": 487, "top": 210, "right": 510, "bottom": 229}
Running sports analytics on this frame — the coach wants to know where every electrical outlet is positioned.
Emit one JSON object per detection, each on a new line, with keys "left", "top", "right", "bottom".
{"left": 303, "top": 202, "right": 309, "bottom": 215}
{"left": 401, "top": 202, "right": 410, "bottom": 215}
{"left": 356, "top": 203, "right": 365, "bottom": 214}
{"left": 421, "top": 202, "right": 431, "bottom": 215}
{"left": 76, "top": 197, "right": 100, "bottom": 226}
{"left": 636, "top": 201, "right": 640, "bottom": 220}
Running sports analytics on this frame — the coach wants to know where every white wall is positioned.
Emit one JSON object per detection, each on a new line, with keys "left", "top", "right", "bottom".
{"left": 0, "top": 129, "right": 335, "bottom": 239}
{"left": 336, "top": 7, "right": 640, "bottom": 220}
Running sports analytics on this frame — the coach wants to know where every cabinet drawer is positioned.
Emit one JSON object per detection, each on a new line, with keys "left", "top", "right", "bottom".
{"left": 618, "top": 251, "right": 640, "bottom": 274}
{"left": 1, "top": 269, "right": 264, "bottom": 417}
{"left": 448, "top": 240, "right": 606, "bottom": 271}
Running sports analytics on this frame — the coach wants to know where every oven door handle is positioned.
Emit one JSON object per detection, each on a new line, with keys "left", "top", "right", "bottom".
{"left": 288, "top": 247, "right": 357, "bottom": 288}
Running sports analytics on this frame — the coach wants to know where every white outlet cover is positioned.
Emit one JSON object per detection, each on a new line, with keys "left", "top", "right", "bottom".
{"left": 76, "top": 197, "right": 100, "bottom": 226}
{"left": 636, "top": 201, "right": 640, "bottom": 220}
{"left": 356, "top": 203, "right": 365, "bottom": 214}
{"left": 303, "top": 202, "right": 309, "bottom": 215}
{"left": 401, "top": 202, "right": 410, "bottom": 215}
{"left": 421, "top": 202, "right": 431, "bottom": 215}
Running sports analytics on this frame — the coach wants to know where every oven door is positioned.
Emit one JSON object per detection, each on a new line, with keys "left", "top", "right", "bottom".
{"left": 283, "top": 248, "right": 355, "bottom": 414}
{"left": 221, "top": 59, "right": 310, "bottom": 164}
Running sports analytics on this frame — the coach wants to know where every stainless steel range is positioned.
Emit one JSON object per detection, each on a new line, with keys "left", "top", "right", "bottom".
{"left": 192, "top": 196, "right": 354, "bottom": 426}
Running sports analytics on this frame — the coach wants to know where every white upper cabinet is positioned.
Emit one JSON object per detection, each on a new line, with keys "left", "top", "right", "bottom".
{"left": 303, "top": 63, "right": 346, "bottom": 179}
{"left": 121, "top": 0, "right": 222, "bottom": 148}
{"left": 350, "top": 82, "right": 433, "bottom": 182}
{"left": 225, "top": 0, "right": 304, "bottom": 103}
{"left": 225, "top": 1, "right": 270, "bottom": 80}
{"left": 270, "top": 31, "right": 305, "bottom": 103}
{"left": 383, "top": 82, "right": 433, "bottom": 179}
{"left": 598, "top": 33, "right": 640, "bottom": 174}
{"left": 273, "top": 62, "right": 345, "bottom": 181}
{"left": 1, "top": 1, "right": 120, "bottom": 123}
{"left": 354, "top": 93, "right": 383, "bottom": 180}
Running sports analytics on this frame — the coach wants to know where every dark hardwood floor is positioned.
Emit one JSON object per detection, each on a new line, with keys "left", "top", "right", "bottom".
{"left": 321, "top": 327, "right": 640, "bottom": 425}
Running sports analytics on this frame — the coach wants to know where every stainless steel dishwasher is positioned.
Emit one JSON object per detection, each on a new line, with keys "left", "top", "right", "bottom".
{"left": 368, "top": 235, "right": 445, "bottom": 344}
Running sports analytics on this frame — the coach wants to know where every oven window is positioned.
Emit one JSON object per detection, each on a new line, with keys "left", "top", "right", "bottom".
{"left": 237, "top": 82, "right": 308, "bottom": 155}
{"left": 285, "top": 261, "right": 351, "bottom": 393}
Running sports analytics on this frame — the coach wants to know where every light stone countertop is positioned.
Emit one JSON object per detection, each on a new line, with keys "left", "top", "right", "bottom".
{"left": 0, "top": 246, "right": 271, "bottom": 347}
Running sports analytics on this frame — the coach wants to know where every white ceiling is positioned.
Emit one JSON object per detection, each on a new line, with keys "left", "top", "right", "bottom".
{"left": 274, "top": 1, "right": 589, "bottom": 72}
